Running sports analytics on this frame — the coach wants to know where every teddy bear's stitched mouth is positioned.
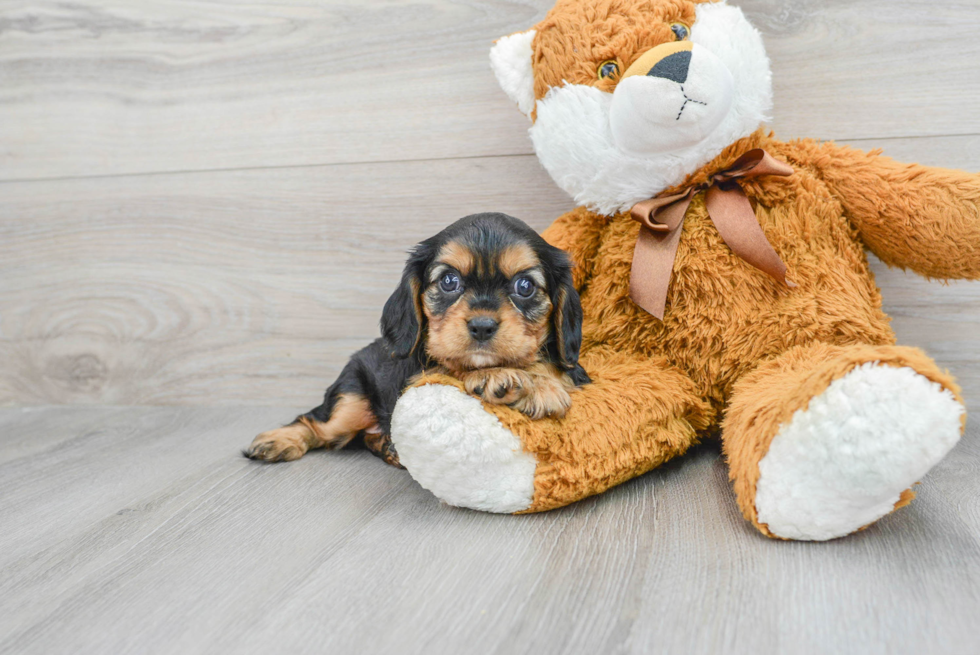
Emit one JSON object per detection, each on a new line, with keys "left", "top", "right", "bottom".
{"left": 676, "top": 85, "right": 708, "bottom": 120}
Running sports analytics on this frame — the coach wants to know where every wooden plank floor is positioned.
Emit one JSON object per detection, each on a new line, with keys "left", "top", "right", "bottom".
{"left": 2, "top": 0, "right": 979, "bottom": 181}
{"left": 2, "top": 0, "right": 980, "bottom": 406}
{"left": 0, "top": 407, "right": 978, "bottom": 655}
{"left": 2, "top": 0, "right": 980, "bottom": 653}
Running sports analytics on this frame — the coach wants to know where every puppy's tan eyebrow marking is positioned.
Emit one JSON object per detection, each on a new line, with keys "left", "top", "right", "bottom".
{"left": 524, "top": 268, "right": 546, "bottom": 288}
{"left": 498, "top": 243, "right": 540, "bottom": 278}
{"left": 436, "top": 241, "right": 474, "bottom": 276}
{"left": 428, "top": 263, "right": 450, "bottom": 283}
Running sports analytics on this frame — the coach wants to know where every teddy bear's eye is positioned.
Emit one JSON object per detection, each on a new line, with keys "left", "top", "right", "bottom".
{"left": 670, "top": 22, "right": 690, "bottom": 41}
{"left": 597, "top": 60, "right": 620, "bottom": 80}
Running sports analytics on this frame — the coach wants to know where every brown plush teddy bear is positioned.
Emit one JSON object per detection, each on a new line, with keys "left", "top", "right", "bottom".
{"left": 388, "top": 0, "right": 980, "bottom": 540}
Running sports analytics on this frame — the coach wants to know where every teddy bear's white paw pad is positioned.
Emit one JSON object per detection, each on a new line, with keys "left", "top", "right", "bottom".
{"left": 390, "top": 384, "right": 537, "bottom": 513}
{"left": 755, "top": 363, "right": 963, "bottom": 541}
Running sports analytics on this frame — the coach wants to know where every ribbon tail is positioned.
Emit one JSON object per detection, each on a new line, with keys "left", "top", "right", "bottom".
{"left": 705, "top": 185, "right": 796, "bottom": 288}
{"left": 629, "top": 217, "right": 686, "bottom": 319}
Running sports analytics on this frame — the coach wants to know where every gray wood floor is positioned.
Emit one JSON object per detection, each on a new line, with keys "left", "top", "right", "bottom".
{"left": 1, "top": 408, "right": 979, "bottom": 655}
{"left": 2, "top": 1, "right": 980, "bottom": 653}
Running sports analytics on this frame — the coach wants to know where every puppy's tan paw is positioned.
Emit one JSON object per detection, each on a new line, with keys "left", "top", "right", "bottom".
{"left": 364, "top": 430, "right": 405, "bottom": 469}
{"left": 511, "top": 376, "right": 572, "bottom": 419}
{"left": 463, "top": 368, "right": 533, "bottom": 406}
{"left": 244, "top": 424, "right": 311, "bottom": 462}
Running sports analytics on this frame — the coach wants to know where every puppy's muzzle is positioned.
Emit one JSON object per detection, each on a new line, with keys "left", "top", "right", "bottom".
{"left": 467, "top": 316, "right": 499, "bottom": 343}
{"left": 609, "top": 40, "right": 735, "bottom": 155}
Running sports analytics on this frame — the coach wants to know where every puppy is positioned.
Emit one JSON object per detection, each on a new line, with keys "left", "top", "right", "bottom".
{"left": 244, "top": 212, "right": 590, "bottom": 467}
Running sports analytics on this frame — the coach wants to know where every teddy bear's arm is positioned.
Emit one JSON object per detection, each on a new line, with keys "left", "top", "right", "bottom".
{"left": 540, "top": 207, "right": 613, "bottom": 290}
{"left": 810, "top": 141, "right": 980, "bottom": 279}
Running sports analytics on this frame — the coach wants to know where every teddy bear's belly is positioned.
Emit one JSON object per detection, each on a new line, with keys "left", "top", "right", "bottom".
{"left": 578, "top": 199, "right": 894, "bottom": 404}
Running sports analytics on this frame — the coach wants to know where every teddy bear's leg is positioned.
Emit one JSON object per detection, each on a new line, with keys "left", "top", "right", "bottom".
{"left": 390, "top": 348, "right": 714, "bottom": 513}
{"left": 722, "top": 342, "right": 965, "bottom": 541}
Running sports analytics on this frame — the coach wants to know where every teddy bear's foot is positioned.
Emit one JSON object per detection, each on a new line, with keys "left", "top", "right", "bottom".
{"left": 390, "top": 383, "right": 538, "bottom": 513}
{"left": 755, "top": 363, "right": 962, "bottom": 540}
{"left": 724, "top": 344, "right": 965, "bottom": 541}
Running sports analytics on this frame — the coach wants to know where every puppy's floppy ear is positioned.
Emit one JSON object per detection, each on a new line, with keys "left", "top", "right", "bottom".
{"left": 542, "top": 247, "right": 590, "bottom": 385}
{"left": 380, "top": 241, "right": 433, "bottom": 359}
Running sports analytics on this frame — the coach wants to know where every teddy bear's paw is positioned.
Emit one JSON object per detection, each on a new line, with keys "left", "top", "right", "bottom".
{"left": 390, "top": 383, "right": 537, "bottom": 513}
{"left": 754, "top": 363, "right": 964, "bottom": 541}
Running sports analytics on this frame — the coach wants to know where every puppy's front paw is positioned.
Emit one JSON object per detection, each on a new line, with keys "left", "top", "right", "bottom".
{"left": 511, "top": 376, "right": 572, "bottom": 420}
{"left": 463, "top": 368, "right": 533, "bottom": 406}
{"left": 244, "top": 424, "right": 311, "bottom": 462}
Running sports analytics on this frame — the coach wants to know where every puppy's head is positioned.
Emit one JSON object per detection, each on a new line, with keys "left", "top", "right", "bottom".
{"left": 380, "top": 213, "right": 583, "bottom": 374}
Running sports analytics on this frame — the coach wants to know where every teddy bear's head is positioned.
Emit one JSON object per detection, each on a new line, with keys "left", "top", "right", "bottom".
{"left": 490, "top": 0, "right": 772, "bottom": 216}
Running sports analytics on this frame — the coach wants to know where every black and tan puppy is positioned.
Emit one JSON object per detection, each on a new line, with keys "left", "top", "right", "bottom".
{"left": 244, "top": 212, "right": 590, "bottom": 468}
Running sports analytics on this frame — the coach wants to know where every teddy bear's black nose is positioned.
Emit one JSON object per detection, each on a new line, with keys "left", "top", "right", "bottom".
{"left": 647, "top": 50, "right": 691, "bottom": 84}
{"left": 467, "top": 317, "right": 499, "bottom": 342}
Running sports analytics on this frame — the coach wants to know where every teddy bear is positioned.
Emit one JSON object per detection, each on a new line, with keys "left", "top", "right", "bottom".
{"left": 387, "top": 0, "right": 980, "bottom": 541}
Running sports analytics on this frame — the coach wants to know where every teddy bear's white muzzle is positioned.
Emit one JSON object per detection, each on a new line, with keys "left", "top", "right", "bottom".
{"left": 609, "top": 43, "right": 734, "bottom": 155}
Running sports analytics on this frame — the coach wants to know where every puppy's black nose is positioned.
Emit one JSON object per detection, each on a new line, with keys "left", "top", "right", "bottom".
{"left": 647, "top": 50, "right": 691, "bottom": 84}
{"left": 467, "top": 317, "right": 499, "bottom": 342}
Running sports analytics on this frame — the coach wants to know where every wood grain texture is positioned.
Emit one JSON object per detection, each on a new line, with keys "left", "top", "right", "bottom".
{"left": 0, "top": 0, "right": 552, "bottom": 181}
{"left": 2, "top": 139, "right": 979, "bottom": 406}
{"left": 3, "top": 2, "right": 980, "bottom": 652}
{"left": 0, "top": 155, "right": 573, "bottom": 406}
{"left": 2, "top": 0, "right": 980, "bottom": 406}
{"left": 2, "top": 142, "right": 979, "bottom": 407}
{"left": 1, "top": 0, "right": 979, "bottom": 181}
{"left": 0, "top": 406, "right": 978, "bottom": 655}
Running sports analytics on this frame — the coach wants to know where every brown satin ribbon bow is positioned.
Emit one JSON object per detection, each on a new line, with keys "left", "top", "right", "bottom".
{"left": 629, "top": 148, "right": 797, "bottom": 319}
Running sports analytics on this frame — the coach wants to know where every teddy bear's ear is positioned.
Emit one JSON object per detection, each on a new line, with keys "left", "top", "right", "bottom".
{"left": 489, "top": 30, "right": 537, "bottom": 118}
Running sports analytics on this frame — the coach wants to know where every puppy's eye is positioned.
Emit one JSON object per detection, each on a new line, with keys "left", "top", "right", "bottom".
{"left": 439, "top": 272, "right": 461, "bottom": 293}
{"left": 597, "top": 60, "right": 620, "bottom": 80}
{"left": 670, "top": 22, "right": 690, "bottom": 41}
{"left": 512, "top": 277, "right": 535, "bottom": 298}
{"left": 439, "top": 273, "right": 461, "bottom": 293}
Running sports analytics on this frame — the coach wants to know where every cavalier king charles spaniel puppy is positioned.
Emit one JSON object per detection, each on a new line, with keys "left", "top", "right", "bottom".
{"left": 244, "top": 212, "right": 589, "bottom": 468}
